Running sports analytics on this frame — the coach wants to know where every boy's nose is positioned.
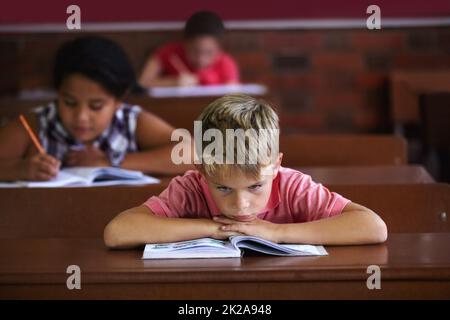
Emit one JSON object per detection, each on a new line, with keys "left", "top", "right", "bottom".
{"left": 233, "top": 194, "right": 250, "bottom": 212}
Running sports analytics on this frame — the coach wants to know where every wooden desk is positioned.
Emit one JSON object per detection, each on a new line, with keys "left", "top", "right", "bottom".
{"left": 0, "top": 183, "right": 449, "bottom": 238}
{"left": 281, "top": 134, "right": 407, "bottom": 166}
{"left": 299, "top": 165, "right": 434, "bottom": 185}
{"left": 126, "top": 93, "right": 278, "bottom": 133}
{"left": 0, "top": 234, "right": 449, "bottom": 299}
{"left": 332, "top": 183, "right": 450, "bottom": 233}
{"left": 0, "top": 183, "right": 168, "bottom": 238}
{"left": 0, "top": 92, "right": 276, "bottom": 132}
{"left": 390, "top": 70, "right": 450, "bottom": 129}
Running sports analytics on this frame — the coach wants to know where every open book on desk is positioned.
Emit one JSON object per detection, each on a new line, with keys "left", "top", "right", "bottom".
{"left": 0, "top": 166, "right": 160, "bottom": 188}
{"left": 142, "top": 236, "right": 328, "bottom": 259}
{"left": 148, "top": 84, "right": 268, "bottom": 98}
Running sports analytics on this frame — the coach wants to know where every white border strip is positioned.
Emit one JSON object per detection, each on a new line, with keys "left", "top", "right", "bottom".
{"left": 1, "top": 17, "right": 450, "bottom": 33}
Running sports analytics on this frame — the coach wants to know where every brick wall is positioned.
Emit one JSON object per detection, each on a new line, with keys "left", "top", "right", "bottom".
{"left": 1, "top": 27, "right": 449, "bottom": 133}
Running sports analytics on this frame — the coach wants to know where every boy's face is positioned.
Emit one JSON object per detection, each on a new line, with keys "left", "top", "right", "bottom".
{"left": 185, "top": 35, "right": 221, "bottom": 70}
{"left": 203, "top": 155, "right": 282, "bottom": 222}
{"left": 57, "top": 74, "right": 121, "bottom": 144}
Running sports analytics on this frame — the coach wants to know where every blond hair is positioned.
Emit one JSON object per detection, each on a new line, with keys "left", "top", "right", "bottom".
{"left": 196, "top": 94, "right": 279, "bottom": 179}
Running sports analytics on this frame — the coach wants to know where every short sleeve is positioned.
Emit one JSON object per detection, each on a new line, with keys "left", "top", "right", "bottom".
{"left": 220, "top": 54, "right": 240, "bottom": 83}
{"left": 153, "top": 42, "right": 185, "bottom": 76}
{"left": 143, "top": 172, "right": 207, "bottom": 218}
{"left": 287, "top": 172, "right": 351, "bottom": 222}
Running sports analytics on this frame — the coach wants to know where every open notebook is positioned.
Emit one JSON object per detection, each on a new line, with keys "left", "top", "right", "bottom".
{"left": 142, "top": 236, "right": 328, "bottom": 259}
{"left": 148, "top": 84, "right": 268, "bottom": 98}
{"left": 0, "top": 166, "right": 160, "bottom": 188}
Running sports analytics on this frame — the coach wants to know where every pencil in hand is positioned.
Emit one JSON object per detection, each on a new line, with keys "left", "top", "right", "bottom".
{"left": 169, "top": 55, "right": 190, "bottom": 74}
{"left": 19, "top": 114, "right": 45, "bottom": 154}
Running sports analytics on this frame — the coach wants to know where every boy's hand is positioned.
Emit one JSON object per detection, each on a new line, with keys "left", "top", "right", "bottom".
{"left": 65, "top": 146, "right": 110, "bottom": 167}
{"left": 177, "top": 72, "right": 199, "bottom": 87}
{"left": 213, "top": 216, "right": 281, "bottom": 243}
{"left": 210, "top": 220, "right": 243, "bottom": 240}
{"left": 20, "top": 153, "right": 61, "bottom": 181}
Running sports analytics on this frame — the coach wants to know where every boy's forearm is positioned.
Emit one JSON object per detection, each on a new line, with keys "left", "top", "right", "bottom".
{"left": 104, "top": 207, "right": 217, "bottom": 248}
{"left": 141, "top": 216, "right": 217, "bottom": 244}
{"left": 276, "top": 210, "right": 388, "bottom": 245}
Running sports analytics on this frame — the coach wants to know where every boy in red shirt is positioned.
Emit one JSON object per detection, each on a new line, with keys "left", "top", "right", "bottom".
{"left": 104, "top": 94, "right": 387, "bottom": 249}
{"left": 139, "top": 11, "right": 239, "bottom": 87}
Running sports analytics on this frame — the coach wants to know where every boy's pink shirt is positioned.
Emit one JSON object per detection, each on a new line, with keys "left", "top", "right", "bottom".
{"left": 143, "top": 167, "right": 351, "bottom": 223}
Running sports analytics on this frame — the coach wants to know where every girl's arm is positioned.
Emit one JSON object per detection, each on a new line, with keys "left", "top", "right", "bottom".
{"left": 0, "top": 118, "right": 30, "bottom": 180}
{"left": 103, "top": 205, "right": 237, "bottom": 249}
{"left": 120, "top": 110, "right": 194, "bottom": 174}
{"left": 0, "top": 115, "right": 60, "bottom": 181}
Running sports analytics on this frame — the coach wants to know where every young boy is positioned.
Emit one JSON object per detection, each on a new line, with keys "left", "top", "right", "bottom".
{"left": 104, "top": 94, "right": 387, "bottom": 249}
{"left": 139, "top": 11, "right": 239, "bottom": 87}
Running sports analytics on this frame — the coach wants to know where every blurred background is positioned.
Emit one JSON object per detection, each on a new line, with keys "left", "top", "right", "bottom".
{"left": 1, "top": 0, "right": 449, "bottom": 181}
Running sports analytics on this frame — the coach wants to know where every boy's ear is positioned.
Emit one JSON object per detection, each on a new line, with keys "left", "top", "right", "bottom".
{"left": 276, "top": 153, "right": 283, "bottom": 167}
{"left": 272, "top": 153, "right": 283, "bottom": 177}
{"left": 274, "top": 153, "right": 283, "bottom": 169}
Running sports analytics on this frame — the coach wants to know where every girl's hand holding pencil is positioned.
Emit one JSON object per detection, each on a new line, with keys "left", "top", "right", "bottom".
{"left": 18, "top": 153, "right": 61, "bottom": 181}
{"left": 18, "top": 114, "right": 61, "bottom": 181}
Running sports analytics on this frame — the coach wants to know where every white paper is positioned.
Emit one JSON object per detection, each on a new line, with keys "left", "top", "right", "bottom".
{"left": 148, "top": 84, "right": 268, "bottom": 98}
{"left": 0, "top": 166, "right": 160, "bottom": 188}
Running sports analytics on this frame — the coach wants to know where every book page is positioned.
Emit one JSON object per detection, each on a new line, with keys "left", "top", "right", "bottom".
{"left": 0, "top": 167, "right": 160, "bottom": 188}
{"left": 230, "top": 235, "right": 328, "bottom": 256}
{"left": 3, "top": 171, "right": 87, "bottom": 188}
{"left": 62, "top": 167, "right": 145, "bottom": 181}
{"left": 148, "top": 84, "right": 268, "bottom": 98}
{"left": 142, "top": 238, "right": 240, "bottom": 259}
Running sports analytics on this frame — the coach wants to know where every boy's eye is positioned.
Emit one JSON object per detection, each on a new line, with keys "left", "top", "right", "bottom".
{"left": 216, "top": 186, "right": 231, "bottom": 193}
{"left": 248, "top": 184, "right": 262, "bottom": 191}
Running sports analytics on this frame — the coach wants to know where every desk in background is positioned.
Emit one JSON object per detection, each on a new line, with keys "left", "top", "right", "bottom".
{"left": 0, "top": 86, "right": 274, "bottom": 133}
{"left": 390, "top": 70, "right": 450, "bottom": 133}
{"left": 281, "top": 134, "right": 407, "bottom": 167}
{"left": 300, "top": 165, "right": 434, "bottom": 185}
{"left": 0, "top": 233, "right": 449, "bottom": 299}
{"left": 0, "top": 182, "right": 448, "bottom": 238}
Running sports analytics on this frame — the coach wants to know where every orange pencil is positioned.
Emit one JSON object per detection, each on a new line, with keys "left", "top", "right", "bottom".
{"left": 19, "top": 114, "right": 45, "bottom": 154}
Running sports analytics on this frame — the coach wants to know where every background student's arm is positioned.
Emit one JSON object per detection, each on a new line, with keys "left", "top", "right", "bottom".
{"left": 139, "top": 55, "right": 198, "bottom": 87}
{"left": 103, "top": 205, "right": 239, "bottom": 249}
{"left": 222, "top": 56, "right": 240, "bottom": 85}
{"left": 120, "top": 110, "right": 194, "bottom": 174}
{"left": 215, "top": 202, "right": 388, "bottom": 245}
{"left": 0, "top": 115, "right": 60, "bottom": 181}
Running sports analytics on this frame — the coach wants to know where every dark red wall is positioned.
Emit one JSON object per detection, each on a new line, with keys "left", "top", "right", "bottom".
{"left": 1, "top": 0, "right": 449, "bottom": 23}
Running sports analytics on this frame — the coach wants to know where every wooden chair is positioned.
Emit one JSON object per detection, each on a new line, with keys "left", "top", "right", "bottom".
{"left": 280, "top": 134, "right": 407, "bottom": 167}
{"left": 419, "top": 92, "right": 450, "bottom": 182}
